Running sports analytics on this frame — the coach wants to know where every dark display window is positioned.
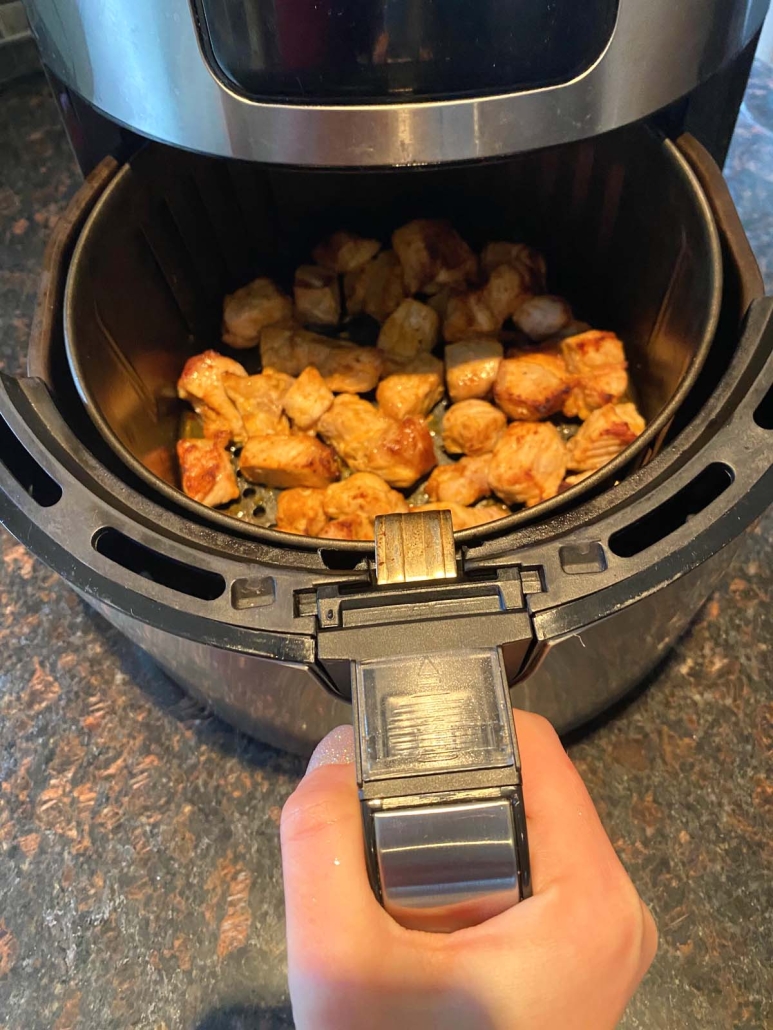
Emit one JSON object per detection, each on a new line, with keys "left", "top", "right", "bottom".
{"left": 195, "top": 0, "right": 619, "bottom": 104}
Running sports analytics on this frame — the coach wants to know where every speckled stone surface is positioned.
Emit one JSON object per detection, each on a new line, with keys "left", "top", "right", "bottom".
{"left": 0, "top": 66, "right": 771, "bottom": 1030}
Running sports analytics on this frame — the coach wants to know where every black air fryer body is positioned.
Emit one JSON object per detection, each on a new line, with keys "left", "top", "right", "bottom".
{"left": 1, "top": 0, "right": 770, "bottom": 756}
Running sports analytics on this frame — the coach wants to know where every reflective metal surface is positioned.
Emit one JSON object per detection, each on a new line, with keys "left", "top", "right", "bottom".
{"left": 374, "top": 800, "right": 520, "bottom": 932}
{"left": 375, "top": 509, "right": 456, "bottom": 585}
{"left": 515, "top": 542, "right": 740, "bottom": 734}
{"left": 85, "top": 597, "right": 351, "bottom": 755}
{"left": 25, "top": 0, "right": 769, "bottom": 165}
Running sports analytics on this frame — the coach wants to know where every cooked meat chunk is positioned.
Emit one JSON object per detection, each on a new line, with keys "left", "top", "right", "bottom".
{"left": 392, "top": 219, "right": 477, "bottom": 294}
{"left": 483, "top": 264, "right": 533, "bottom": 323}
{"left": 275, "top": 487, "right": 329, "bottom": 536}
{"left": 344, "top": 250, "right": 405, "bottom": 322}
{"left": 366, "top": 417, "right": 437, "bottom": 488}
{"left": 222, "top": 369, "right": 293, "bottom": 437}
{"left": 425, "top": 286, "right": 454, "bottom": 321}
{"left": 471, "top": 503, "right": 511, "bottom": 526}
{"left": 313, "top": 231, "right": 381, "bottom": 273}
{"left": 221, "top": 277, "right": 292, "bottom": 348}
{"left": 480, "top": 243, "right": 546, "bottom": 292}
{"left": 377, "top": 299, "right": 440, "bottom": 362}
{"left": 494, "top": 350, "right": 571, "bottom": 421}
{"left": 318, "top": 395, "right": 393, "bottom": 468}
{"left": 319, "top": 513, "right": 375, "bottom": 541}
{"left": 562, "top": 470, "right": 595, "bottom": 488}
{"left": 318, "top": 396, "right": 436, "bottom": 488}
{"left": 566, "top": 402, "right": 646, "bottom": 471}
{"left": 177, "top": 350, "right": 248, "bottom": 443}
{"left": 376, "top": 363, "right": 444, "bottom": 421}
{"left": 445, "top": 339, "right": 503, "bottom": 402}
{"left": 318, "top": 344, "right": 383, "bottom": 394}
{"left": 177, "top": 435, "right": 239, "bottom": 507}
{"left": 381, "top": 351, "right": 444, "bottom": 378}
{"left": 425, "top": 455, "right": 492, "bottom": 506}
{"left": 282, "top": 366, "right": 335, "bottom": 431}
{"left": 240, "top": 433, "right": 339, "bottom": 489}
{"left": 294, "top": 265, "right": 341, "bottom": 326}
{"left": 512, "top": 295, "right": 572, "bottom": 341}
{"left": 261, "top": 326, "right": 383, "bottom": 393}
{"left": 488, "top": 422, "right": 568, "bottom": 507}
{"left": 408, "top": 501, "right": 508, "bottom": 532}
{"left": 443, "top": 289, "right": 499, "bottom": 343}
{"left": 560, "top": 330, "right": 629, "bottom": 420}
{"left": 324, "top": 472, "right": 408, "bottom": 520}
{"left": 442, "top": 399, "right": 507, "bottom": 456}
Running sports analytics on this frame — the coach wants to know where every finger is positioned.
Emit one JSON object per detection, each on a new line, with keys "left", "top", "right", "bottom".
{"left": 280, "top": 727, "right": 391, "bottom": 971}
{"left": 512, "top": 710, "right": 633, "bottom": 895}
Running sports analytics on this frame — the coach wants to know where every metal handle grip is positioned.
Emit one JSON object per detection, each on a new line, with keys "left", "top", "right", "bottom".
{"left": 352, "top": 511, "right": 532, "bottom": 933}
{"left": 353, "top": 646, "right": 531, "bottom": 932}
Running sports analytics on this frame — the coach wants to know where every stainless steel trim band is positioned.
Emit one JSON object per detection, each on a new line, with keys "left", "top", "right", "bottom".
{"left": 374, "top": 799, "right": 521, "bottom": 931}
{"left": 25, "top": 0, "right": 769, "bottom": 166}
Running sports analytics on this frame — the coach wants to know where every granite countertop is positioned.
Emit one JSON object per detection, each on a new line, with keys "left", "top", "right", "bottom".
{"left": 0, "top": 67, "right": 771, "bottom": 1030}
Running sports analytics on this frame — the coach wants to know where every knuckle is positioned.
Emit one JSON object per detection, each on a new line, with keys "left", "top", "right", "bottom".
{"left": 280, "top": 783, "right": 341, "bottom": 849}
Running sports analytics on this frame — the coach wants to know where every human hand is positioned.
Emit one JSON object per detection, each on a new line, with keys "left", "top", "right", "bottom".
{"left": 281, "top": 711, "right": 657, "bottom": 1030}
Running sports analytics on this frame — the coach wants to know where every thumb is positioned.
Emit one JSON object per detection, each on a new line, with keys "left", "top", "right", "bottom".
{"left": 281, "top": 726, "right": 388, "bottom": 963}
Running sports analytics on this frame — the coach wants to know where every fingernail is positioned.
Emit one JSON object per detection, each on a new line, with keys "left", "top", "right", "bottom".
{"left": 306, "top": 724, "right": 355, "bottom": 774}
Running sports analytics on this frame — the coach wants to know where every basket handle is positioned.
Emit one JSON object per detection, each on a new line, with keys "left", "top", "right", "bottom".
{"left": 676, "top": 133, "right": 764, "bottom": 318}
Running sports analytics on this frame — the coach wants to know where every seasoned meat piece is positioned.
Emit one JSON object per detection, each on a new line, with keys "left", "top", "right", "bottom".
{"left": 176, "top": 435, "right": 239, "bottom": 507}
{"left": 425, "top": 455, "right": 492, "bottom": 506}
{"left": 261, "top": 326, "right": 383, "bottom": 393}
{"left": 240, "top": 433, "right": 339, "bottom": 489}
{"left": 512, "top": 295, "right": 572, "bottom": 341}
{"left": 221, "top": 277, "right": 293, "bottom": 348}
{"left": 344, "top": 250, "right": 405, "bottom": 323}
{"left": 493, "top": 350, "right": 571, "bottom": 421}
{"left": 376, "top": 363, "right": 444, "bottom": 421}
{"left": 408, "top": 501, "right": 508, "bottom": 532}
{"left": 313, "top": 231, "right": 381, "bottom": 273}
{"left": 488, "top": 422, "right": 567, "bottom": 507}
{"left": 282, "top": 366, "right": 335, "bottom": 431}
{"left": 362, "top": 417, "right": 437, "bottom": 488}
{"left": 425, "top": 285, "right": 454, "bottom": 322}
{"left": 471, "top": 503, "right": 512, "bottom": 526}
{"left": 275, "top": 487, "right": 329, "bottom": 536}
{"left": 294, "top": 265, "right": 341, "bottom": 326}
{"left": 381, "top": 351, "right": 444, "bottom": 378}
{"left": 443, "top": 289, "right": 499, "bottom": 343}
{"left": 445, "top": 339, "right": 503, "bottom": 402}
{"left": 562, "top": 470, "right": 595, "bottom": 488}
{"left": 483, "top": 264, "right": 533, "bottom": 323}
{"left": 442, "top": 399, "right": 507, "bottom": 456}
{"left": 377, "top": 299, "right": 440, "bottom": 362}
{"left": 480, "top": 243, "right": 547, "bottom": 292}
{"left": 392, "top": 219, "right": 477, "bottom": 294}
{"left": 318, "top": 396, "right": 436, "bottom": 488}
{"left": 324, "top": 472, "right": 408, "bottom": 520}
{"left": 177, "top": 349, "right": 248, "bottom": 443}
{"left": 317, "top": 395, "right": 394, "bottom": 468}
{"left": 566, "top": 402, "right": 646, "bottom": 471}
{"left": 222, "top": 369, "right": 293, "bottom": 437}
{"left": 319, "top": 513, "right": 375, "bottom": 541}
{"left": 561, "top": 330, "right": 629, "bottom": 420}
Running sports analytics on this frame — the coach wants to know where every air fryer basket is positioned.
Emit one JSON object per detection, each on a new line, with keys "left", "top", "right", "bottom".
{"left": 63, "top": 125, "right": 721, "bottom": 547}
